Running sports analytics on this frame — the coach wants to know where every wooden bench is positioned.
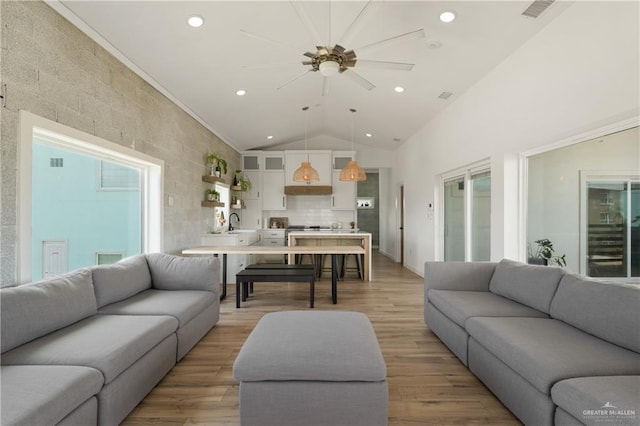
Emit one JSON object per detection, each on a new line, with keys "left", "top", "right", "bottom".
{"left": 244, "top": 264, "right": 315, "bottom": 294}
{"left": 235, "top": 267, "right": 316, "bottom": 308}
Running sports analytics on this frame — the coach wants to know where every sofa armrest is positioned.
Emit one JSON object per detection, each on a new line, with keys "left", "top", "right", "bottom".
{"left": 146, "top": 253, "right": 220, "bottom": 293}
{"left": 424, "top": 261, "right": 496, "bottom": 292}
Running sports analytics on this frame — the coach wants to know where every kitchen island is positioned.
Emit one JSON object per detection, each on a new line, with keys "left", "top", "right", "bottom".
{"left": 287, "top": 231, "right": 372, "bottom": 281}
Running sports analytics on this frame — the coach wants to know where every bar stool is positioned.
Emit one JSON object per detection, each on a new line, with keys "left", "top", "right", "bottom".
{"left": 341, "top": 253, "right": 363, "bottom": 280}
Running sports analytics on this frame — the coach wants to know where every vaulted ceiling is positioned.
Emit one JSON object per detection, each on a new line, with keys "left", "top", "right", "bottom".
{"left": 53, "top": 1, "right": 570, "bottom": 152}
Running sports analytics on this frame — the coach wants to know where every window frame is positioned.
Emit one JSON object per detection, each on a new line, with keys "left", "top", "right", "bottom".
{"left": 18, "top": 111, "right": 164, "bottom": 284}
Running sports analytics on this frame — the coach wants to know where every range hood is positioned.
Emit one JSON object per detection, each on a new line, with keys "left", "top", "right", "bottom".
{"left": 284, "top": 186, "right": 332, "bottom": 195}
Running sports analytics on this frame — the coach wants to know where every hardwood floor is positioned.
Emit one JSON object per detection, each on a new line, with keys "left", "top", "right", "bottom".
{"left": 123, "top": 251, "right": 520, "bottom": 425}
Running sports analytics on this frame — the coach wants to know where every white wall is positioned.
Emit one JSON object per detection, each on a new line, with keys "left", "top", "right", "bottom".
{"left": 391, "top": 1, "right": 640, "bottom": 275}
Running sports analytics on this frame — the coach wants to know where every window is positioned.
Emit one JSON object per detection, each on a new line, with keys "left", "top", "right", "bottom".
{"left": 525, "top": 123, "right": 638, "bottom": 281}
{"left": 441, "top": 163, "right": 491, "bottom": 261}
{"left": 99, "top": 160, "right": 141, "bottom": 190}
{"left": 18, "top": 111, "right": 163, "bottom": 283}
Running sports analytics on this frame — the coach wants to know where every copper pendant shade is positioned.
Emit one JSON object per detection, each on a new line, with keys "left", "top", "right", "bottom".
{"left": 339, "top": 108, "right": 366, "bottom": 182}
{"left": 293, "top": 106, "right": 319, "bottom": 183}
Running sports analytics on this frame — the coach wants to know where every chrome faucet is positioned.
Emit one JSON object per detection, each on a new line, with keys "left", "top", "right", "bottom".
{"left": 229, "top": 212, "right": 240, "bottom": 231}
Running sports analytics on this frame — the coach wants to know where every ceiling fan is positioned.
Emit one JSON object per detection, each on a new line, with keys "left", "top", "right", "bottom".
{"left": 241, "top": 1, "right": 425, "bottom": 95}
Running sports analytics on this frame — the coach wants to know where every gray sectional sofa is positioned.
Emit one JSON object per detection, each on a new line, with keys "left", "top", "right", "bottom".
{"left": 424, "top": 259, "right": 640, "bottom": 426}
{"left": 1, "top": 253, "right": 220, "bottom": 426}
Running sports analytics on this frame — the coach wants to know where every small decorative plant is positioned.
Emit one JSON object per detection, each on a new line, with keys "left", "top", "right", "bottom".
{"left": 205, "top": 153, "right": 227, "bottom": 177}
{"left": 205, "top": 188, "right": 219, "bottom": 201}
{"left": 529, "top": 239, "right": 566, "bottom": 267}
{"left": 232, "top": 170, "right": 251, "bottom": 191}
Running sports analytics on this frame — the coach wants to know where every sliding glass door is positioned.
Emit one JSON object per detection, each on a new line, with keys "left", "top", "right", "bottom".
{"left": 443, "top": 166, "right": 491, "bottom": 261}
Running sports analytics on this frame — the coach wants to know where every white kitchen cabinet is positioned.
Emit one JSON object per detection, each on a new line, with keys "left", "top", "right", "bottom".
{"left": 263, "top": 151, "right": 285, "bottom": 171}
{"left": 240, "top": 198, "right": 262, "bottom": 229}
{"left": 285, "top": 151, "right": 332, "bottom": 186}
{"left": 260, "top": 229, "right": 286, "bottom": 263}
{"left": 243, "top": 170, "right": 261, "bottom": 200}
{"left": 332, "top": 151, "right": 355, "bottom": 170}
{"left": 242, "top": 152, "right": 262, "bottom": 170}
{"left": 262, "top": 171, "right": 286, "bottom": 210}
{"left": 331, "top": 171, "right": 356, "bottom": 210}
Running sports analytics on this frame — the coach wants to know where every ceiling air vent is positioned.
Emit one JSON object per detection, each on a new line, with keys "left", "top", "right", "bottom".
{"left": 522, "top": 0, "right": 555, "bottom": 18}
{"left": 438, "top": 91, "right": 453, "bottom": 100}
{"left": 50, "top": 158, "right": 64, "bottom": 167}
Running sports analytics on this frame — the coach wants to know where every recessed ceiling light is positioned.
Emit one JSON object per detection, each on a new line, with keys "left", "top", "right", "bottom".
{"left": 187, "top": 15, "right": 204, "bottom": 28}
{"left": 236, "top": 89, "right": 246, "bottom": 96}
{"left": 267, "top": 135, "right": 274, "bottom": 140}
{"left": 394, "top": 86, "right": 405, "bottom": 93}
{"left": 365, "top": 133, "right": 372, "bottom": 138}
{"left": 439, "top": 11, "right": 456, "bottom": 23}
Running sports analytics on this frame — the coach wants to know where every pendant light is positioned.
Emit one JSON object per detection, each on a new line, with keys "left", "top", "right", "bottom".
{"left": 339, "top": 108, "right": 367, "bottom": 182}
{"left": 293, "top": 106, "right": 320, "bottom": 183}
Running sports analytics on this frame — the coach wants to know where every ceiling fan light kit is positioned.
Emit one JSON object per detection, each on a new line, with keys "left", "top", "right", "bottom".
{"left": 319, "top": 60, "right": 340, "bottom": 77}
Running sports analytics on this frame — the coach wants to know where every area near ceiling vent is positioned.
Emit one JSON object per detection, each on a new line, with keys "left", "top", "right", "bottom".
{"left": 438, "top": 91, "right": 453, "bottom": 100}
{"left": 522, "top": 0, "right": 555, "bottom": 18}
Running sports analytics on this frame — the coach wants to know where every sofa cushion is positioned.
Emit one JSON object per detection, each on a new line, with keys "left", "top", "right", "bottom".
{"left": 0, "top": 365, "right": 103, "bottom": 426}
{"left": 550, "top": 274, "right": 640, "bottom": 353}
{"left": 1, "top": 314, "right": 178, "bottom": 384}
{"left": 1, "top": 269, "right": 97, "bottom": 353}
{"left": 488, "top": 259, "right": 564, "bottom": 313}
{"left": 466, "top": 317, "right": 640, "bottom": 394}
{"left": 425, "top": 261, "right": 496, "bottom": 292}
{"left": 428, "top": 290, "right": 548, "bottom": 328}
{"left": 146, "top": 253, "right": 219, "bottom": 292}
{"left": 98, "top": 289, "right": 217, "bottom": 327}
{"left": 92, "top": 254, "right": 152, "bottom": 308}
{"left": 551, "top": 376, "right": 640, "bottom": 426}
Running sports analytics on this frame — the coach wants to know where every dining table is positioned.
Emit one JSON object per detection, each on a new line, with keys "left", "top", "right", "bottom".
{"left": 182, "top": 245, "right": 366, "bottom": 303}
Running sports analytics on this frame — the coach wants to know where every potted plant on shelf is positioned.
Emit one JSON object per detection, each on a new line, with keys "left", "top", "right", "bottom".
{"left": 205, "top": 153, "right": 227, "bottom": 177}
{"left": 528, "top": 238, "right": 566, "bottom": 267}
{"left": 205, "top": 188, "right": 220, "bottom": 202}
{"left": 232, "top": 170, "right": 252, "bottom": 191}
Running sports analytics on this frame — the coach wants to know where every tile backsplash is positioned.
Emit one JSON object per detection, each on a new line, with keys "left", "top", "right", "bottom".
{"left": 264, "top": 195, "right": 355, "bottom": 228}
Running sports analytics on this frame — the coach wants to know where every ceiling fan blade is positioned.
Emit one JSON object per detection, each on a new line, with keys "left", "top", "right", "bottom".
{"left": 342, "top": 69, "right": 375, "bottom": 91}
{"left": 322, "top": 77, "right": 330, "bottom": 97}
{"left": 290, "top": 1, "right": 325, "bottom": 47}
{"left": 355, "top": 60, "right": 415, "bottom": 71}
{"left": 277, "top": 70, "right": 312, "bottom": 90}
{"left": 240, "top": 29, "right": 301, "bottom": 51}
{"left": 354, "top": 29, "right": 426, "bottom": 57}
{"left": 337, "top": 1, "right": 381, "bottom": 48}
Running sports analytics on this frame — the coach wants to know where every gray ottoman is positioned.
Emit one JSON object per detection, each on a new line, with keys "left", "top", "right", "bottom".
{"left": 233, "top": 311, "right": 388, "bottom": 426}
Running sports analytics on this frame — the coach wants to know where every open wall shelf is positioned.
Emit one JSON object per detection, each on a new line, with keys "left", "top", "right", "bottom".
{"left": 202, "top": 176, "right": 226, "bottom": 184}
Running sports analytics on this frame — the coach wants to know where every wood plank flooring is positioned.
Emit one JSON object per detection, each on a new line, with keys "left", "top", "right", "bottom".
{"left": 123, "top": 251, "right": 520, "bottom": 425}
